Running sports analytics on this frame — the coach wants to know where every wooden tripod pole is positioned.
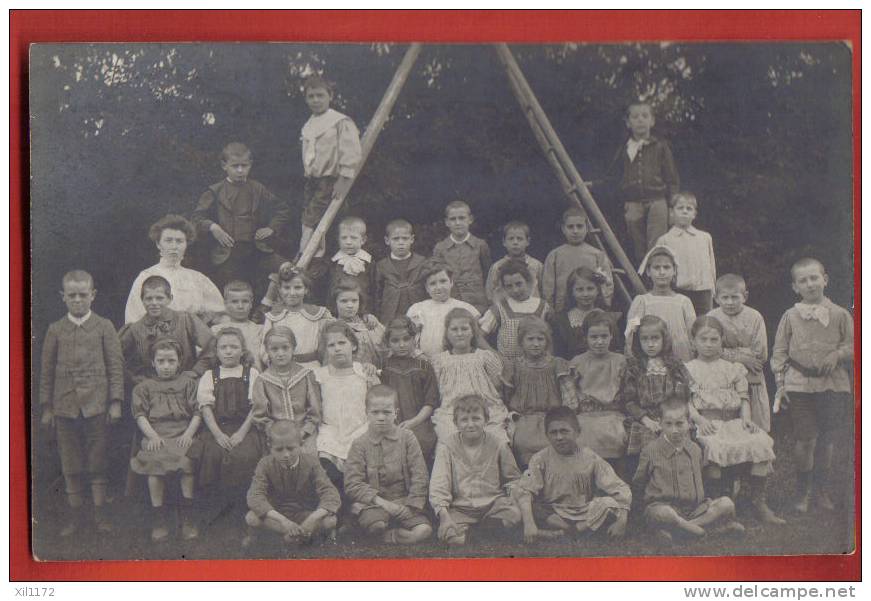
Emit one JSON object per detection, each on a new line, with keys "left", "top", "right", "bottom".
{"left": 494, "top": 44, "right": 646, "bottom": 298}
{"left": 295, "top": 43, "right": 423, "bottom": 270}
{"left": 498, "top": 57, "right": 634, "bottom": 306}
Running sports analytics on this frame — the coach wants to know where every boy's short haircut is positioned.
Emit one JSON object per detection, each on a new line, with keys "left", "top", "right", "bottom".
{"left": 420, "top": 259, "right": 453, "bottom": 283}
{"left": 502, "top": 221, "right": 530, "bottom": 239}
{"left": 544, "top": 406, "right": 580, "bottom": 433}
{"left": 148, "top": 213, "right": 196, "bottom": 244}
{"left": 444, "top": 200, "right": 472, "bottom": 217}
{"left": 365, "top": 384, "right": 398, "bottom": 409}
{"left": 62, "top": 269, "right": 94, "bottom": 289}
{"left": 452, "top": 395, "right": 489, "bottom": 424}
{"left": 149, "top": 335, "right": 183, "bottom": 361}
{"left": 224, "top": 280, "right": 254, "bottom": 299}
{"left": 385, "top": 219, "right": 413, "bottom": 236}
{"left": 263, "top": 325, "right": 297, "bottom": 350}
{"left": 303, "top": 74, "right": 334, "bottom": 95}
{"left": 278, "top": 263, "right": 313, "bottom": 289}
{"left": 517, "top": 315, "right": 553, "bottom": 352}
{"left": 319, "top": 320, "right": 360, "bottom": 360}
{"left": 715, "top": 273, "right": 747, "bottom": 294}
{"left": 790, "top": 257, "right": 827, "bottom": 280}
{"left": 626, "top": 101, "right": 654, "bottom": 118}
{"left": 267, "top": 419, "right": 301, "bottom": 443}
{"left": 338, "top": 216, "right": 367, "bottom": 236}
{"left": 221, "top": 142, "right": 252, "bottom": 163}
{"left": 561, "top": 206, "right": 588, "bottom": 224}
{"left": 498, "top": 259, "right": 533, "bottom": 284}
{"left": 580, "top": 308, "right": 617, "bottom": 340}
{"left": 140, "top": 275, "right": 172, "bottom": 298}
{"left": 660, "top": 396, "right": 690, "bottom": 420}
{"left": 215, "top": 326, "right": 247, "bottom": 351}
{"left": 669, "top": 191, "right": 698, "bottom": 209}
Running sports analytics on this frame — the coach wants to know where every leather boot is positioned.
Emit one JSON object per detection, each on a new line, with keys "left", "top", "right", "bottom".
{"left": 179, "top": 497, "right": 199, "bottom": 540}
{"left": 750, "top": 476, "right": 786, "bottom": 525}
{"left": 151, "top": 505, "right": 170, "bottom": 542}
{"left": 792, "top": 471, "right": 812, "bottom": 514}
{"left": 60, "top": 503, "right": 84, "bottom": 538}
{"left": 814, "top": 470, "right": 836, "bottom": 511}
{"left": 93, "top": 504, "right": 113, "bottom": 533}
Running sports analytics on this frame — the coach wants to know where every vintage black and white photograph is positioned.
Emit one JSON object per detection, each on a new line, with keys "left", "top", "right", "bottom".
{"left": 29, "top": 41, "right": 855, "bottom": 562}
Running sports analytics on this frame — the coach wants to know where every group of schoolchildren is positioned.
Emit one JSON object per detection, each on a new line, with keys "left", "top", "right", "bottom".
{"left": 37, "top": 75, "right": 854, "bottom": 553}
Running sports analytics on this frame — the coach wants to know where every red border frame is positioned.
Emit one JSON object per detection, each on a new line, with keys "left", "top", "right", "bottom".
{"left": 10, "top": 10, "right": 861, "bottom": 581}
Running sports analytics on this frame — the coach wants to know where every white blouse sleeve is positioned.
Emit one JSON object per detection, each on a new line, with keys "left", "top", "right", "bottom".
{"left": 194, "top": 270, "right": 226, "bottom": 315}
{"left": 706, "top": 233, "right": 717, "bottom": 290}
{"left": 247, "top": 367, "right": 260, "bottom": 401}
{"left": 197, "top": 370, "right": 216, "bottom": 408}
{"left": 479, "top": 308, "right": 499, "bottom": 334}
{"left": 682, "top": 295, "right": 697, "bottom": 333}
{"left": 124, "top": 271, "right": 147, "bottom": 325}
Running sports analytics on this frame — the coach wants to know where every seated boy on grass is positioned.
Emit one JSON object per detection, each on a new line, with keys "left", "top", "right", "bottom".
{"left": 244, "top": 420, "right": 340, "bottom": 548}
{"left": 632, "top": 397, "right": 744, "bottom": 545}
{"left": 428, "top": 395, "right": 523, "bottom": 545}
{"left": 344, "top": 385, "right": 432, "bottom": 544}
{"left": 514, "top": 406, "right": 630, "bottom": 542}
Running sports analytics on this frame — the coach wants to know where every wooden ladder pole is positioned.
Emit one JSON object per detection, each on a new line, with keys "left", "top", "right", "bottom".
{"left": 501, "top": 64, "right": 634, "bottom": 306}
{"left": 494, "top": 44, "right": 646, "bottom": 296}
{"left": 506, "top": 77, "right": 633, "bottom": 306}
{"left": 296, "top": 43, "right": 423, "bottom": 270}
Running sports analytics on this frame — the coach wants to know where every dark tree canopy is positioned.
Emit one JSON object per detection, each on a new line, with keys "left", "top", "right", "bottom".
{"left": 29, "top": 42, "right": 853, "bottom": 340}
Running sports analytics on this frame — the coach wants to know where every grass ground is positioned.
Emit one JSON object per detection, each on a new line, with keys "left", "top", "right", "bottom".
{"left": 31, "top": 412, "right": 855, "bottom": 562}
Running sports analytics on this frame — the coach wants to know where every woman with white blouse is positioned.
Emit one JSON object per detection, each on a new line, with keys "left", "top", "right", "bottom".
{"left": 124, "top": 214, "right": 225, "bottom": 325}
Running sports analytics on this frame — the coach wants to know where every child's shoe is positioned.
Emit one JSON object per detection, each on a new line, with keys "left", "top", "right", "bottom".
{"left": 282, "top": 531, "right": 312, "bottom": 557}
{"left": 816, "top": 490, "right": 836, "bottom": 511}
{"left": 151, "top": 505, "right": 170, "bottom": 542}
{"left": 752, "top": 499, "right": 786, "bottom": 525}
{"left": 813, "top": 470, "right": 836, "bottom": 510}
{"left": 713, "top": 520, "right": 746, "bottom": 537}
{"left": 181, "top": 521, "right": 199, "bottom": 540}
{"left": 445, "top": 532, "right": 467, "bottom": 546}
{"left": 241, "top": 528, "right": 257, "bottom": 551}
{"left": 653, "top": 529, "right": 674, "bottom": 547}
{"left": 791, "top": 472, "right": 812, "bottom": 514}
{"left": 753, "top": 499, "right": 786, "bottom": 526}
{"left": 537, "top": 528, "right": 567, "bottom": 540}
{"left": 59, "top": 506, "right": 84, "bottom": 538}
{"left": 793, "top": 494, "right": 811, "bottom": 514}
{"left": 93, "top": 505, "right": 113, "bottom": 533}
{"left": 750, "top": 476, "right": 786, "bottom": 525}
{"left": 367, "top": 521, "right": 388, "bottom": 539}
{"left": 179, "top": 498, "right": 199, "bottom": 540}
{"left": 320, "top": 515, "right": 338, "bottom": 544}
{"left": 674, "top": 519, "right": 705, "bottom": 538}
